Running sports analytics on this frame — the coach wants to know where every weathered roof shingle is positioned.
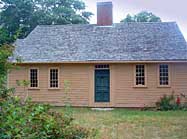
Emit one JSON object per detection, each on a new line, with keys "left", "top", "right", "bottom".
{"left": 11, "top": 22, "right": 187, "bottom": 62}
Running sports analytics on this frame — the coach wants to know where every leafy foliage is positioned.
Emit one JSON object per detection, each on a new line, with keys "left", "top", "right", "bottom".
{"left": 0, "top": 36, "right": 94, "bottom": 139}
{"left": 0, "top": 45, "right": 14, "bottom": 98}
{"left": 156, "top": 94, "right": 176, "bottom": 111}
{"left": 0, "top": 96, "right": 93, "bottom": 139}
{"left": 156, "top": 93, "right": 187, "bottom": 111}
{"left": 16, "top": 80, "right": 30, "bottom": 102}
{"left": 121, "top": 11, "right": 161, "bottom": 23}
{"left": 63, "top": 80, "right": 74, "bottom": 116}
{"left": 0, "top": 0, "right": 93, "bottom": 45}
{"left": 0, "top": 28, "right": 15, "bottom": 45}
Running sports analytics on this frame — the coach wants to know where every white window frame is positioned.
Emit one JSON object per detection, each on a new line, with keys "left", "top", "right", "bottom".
{"left": 28, "top": 67, "right": 39, "bottom": 89}
{"left": 158, "top": 64, "right": 171, "bottom": 87}
{"left": 134, "top": 64, "right": 147, "bottom": 87}
{"left": 48, "top": 67, "right": 60, "bottom": 89}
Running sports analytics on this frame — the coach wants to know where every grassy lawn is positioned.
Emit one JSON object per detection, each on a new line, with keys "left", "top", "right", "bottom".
{"left": 54, "top": 108, "right": 187, "bottom": 139}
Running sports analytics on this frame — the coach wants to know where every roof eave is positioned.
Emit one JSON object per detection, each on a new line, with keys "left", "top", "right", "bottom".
{"left": 12, "top": 60, "right": 187, "bottom": 65}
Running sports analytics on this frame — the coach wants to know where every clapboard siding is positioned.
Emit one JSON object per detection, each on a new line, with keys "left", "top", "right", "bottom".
{"left": 8, "top": 64, "right": 90, "bottom": 106}
{"left": 8, "top": 63, "right": 187, "bottom": 107}
{"left": 114, "top": 63, "right": 186, "bottom": 107}
{"left": 172, "top": 63, "right": 187, "bottom": 104}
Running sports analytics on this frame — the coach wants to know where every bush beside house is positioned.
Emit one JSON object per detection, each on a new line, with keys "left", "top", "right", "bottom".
{"left": 155, "top": 93, "right": 187, "bottom": 111}
{"left": 0, "top": 95, "right": 94, "bottom": 139}
{"left": 0, "top": 47, "right": 95, "bottom": 139}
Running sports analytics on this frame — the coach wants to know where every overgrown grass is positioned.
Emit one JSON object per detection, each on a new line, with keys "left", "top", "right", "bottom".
{"left": 54, "top": 107, "right": 187, "bottom": 139}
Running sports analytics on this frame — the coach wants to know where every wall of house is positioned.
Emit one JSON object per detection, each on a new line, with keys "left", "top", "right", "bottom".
{"left": 8, "top": 64, "right": 90, "bottom": 106}
{"left": 8, "top": 63, "right": 187, "bottom": 107}
{"left": 113, "top": 63, "right": 187, "bottom": 107}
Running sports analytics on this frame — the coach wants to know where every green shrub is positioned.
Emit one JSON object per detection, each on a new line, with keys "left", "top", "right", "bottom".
{"left": 0, "top": 45, "right": 14, "bottom": 99}
{"left": 0, "top": 46, "right": 95, "bottom": 138}
{"left": 0, "top": 96, "right": 94, "bottom": 139}
{"left": 155, "top": 93, "right": 187, "bottom": 111}
{"left": 156, "top": 94, "right": 175, "bottom": 111}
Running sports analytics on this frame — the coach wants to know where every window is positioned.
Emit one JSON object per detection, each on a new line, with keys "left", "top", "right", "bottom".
{"left": 135, "top": 65, "right": 146, "bottom": 86}
{"left": 159, "top": 64, "right": 169, "bottom": 86}
{"left": 95, "top": 64, "right": 109, "bottom": 69}
{"left": 30, "top": 68, "right": 38, "bottom": 88}
{"left": 49, "top": 68, "right": 59, "bottom": 88}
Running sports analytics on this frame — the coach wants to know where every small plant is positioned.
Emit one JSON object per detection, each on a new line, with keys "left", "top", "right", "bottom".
{"left": 16, "top": 80, "right": 30, "bottom": 102}
{"left": 180, "top": 93, "right": 187, "bottom": 110}
{"left": 63, "top": 80, "right": 73, "bottom": 116}
{"left": 156, "top": 94, "right": 175, "bottom": 111}
{"left": 63, "top": 80, "right": 71, "bottom": 106}
{"left": 155, "top": 92, "right": 187, "bottom": 111}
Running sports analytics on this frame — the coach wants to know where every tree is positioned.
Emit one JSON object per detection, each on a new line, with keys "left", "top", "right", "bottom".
{"left": 0, "top": 45, "right": 14, "bottom": 98}
{"left": 0, "top": 0, "right": 35, "bottom": 44}
{"left": 0, "top": 0, "right": 93, "bottom": 45}
{"left": 121, "top": 11, "right": 161, "bottom": 23}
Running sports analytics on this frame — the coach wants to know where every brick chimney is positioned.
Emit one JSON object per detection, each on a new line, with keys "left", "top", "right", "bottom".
{"left": 97, "top": 2, "right": 113, "bottom": 26}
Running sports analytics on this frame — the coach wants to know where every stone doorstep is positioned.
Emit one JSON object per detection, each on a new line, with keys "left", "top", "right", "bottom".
{"left": 91, "top": 108, "right": 114, "bottom": 111}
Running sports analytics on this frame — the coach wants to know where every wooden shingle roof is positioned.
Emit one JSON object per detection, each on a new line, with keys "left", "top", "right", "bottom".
{"left": 11, "top": 22, "right": 187, "bottom": 63}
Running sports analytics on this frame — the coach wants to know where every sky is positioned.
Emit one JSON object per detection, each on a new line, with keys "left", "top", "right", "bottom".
{"left": 83, "top": 0, "right": 187, "bottom": 41}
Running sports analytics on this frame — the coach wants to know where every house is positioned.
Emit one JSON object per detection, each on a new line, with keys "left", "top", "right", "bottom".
{"left": 8, "top": 2, "right": 187, "bottom": 107}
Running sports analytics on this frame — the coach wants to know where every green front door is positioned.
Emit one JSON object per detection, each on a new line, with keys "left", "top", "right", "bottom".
{"left": 95, "top": 69, "right": 110, "bottom": 102}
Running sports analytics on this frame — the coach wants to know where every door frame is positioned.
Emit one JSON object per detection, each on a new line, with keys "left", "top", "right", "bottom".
{"left": 94, "top": 69, "right": 110, "bottom": 102}
{"left": 88, "top": 64, "right": 115, "bottom": 107}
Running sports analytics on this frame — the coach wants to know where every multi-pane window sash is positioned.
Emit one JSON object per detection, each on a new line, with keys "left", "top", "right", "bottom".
{"left": 159, "top": 64, "right": 169, "bottom": 85}
{"left": 136, "top": 65, "right": 145, "bottom": 85}
{"left": 50, "top": 69, "right": 59, "bottom": 88}
{"left": 95, "top": 64, "right": 109, "bottom": 69}
{"left": 30, "top": 69, "right": 38, "bottom": 88}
